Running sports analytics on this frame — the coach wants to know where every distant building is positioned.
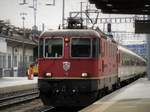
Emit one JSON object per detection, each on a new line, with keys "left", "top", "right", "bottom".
{"left": 125, "top": 43, "right": 147, "bottom": 59}
{"left": 112, "top": 32, "right": 147, "bottom": 59}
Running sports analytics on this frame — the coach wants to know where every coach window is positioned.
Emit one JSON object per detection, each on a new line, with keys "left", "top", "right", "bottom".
{"left": 45, "top": 38, "right": 63, "bottom": 58}
{"left": 71, "top": 38, "right": 91, "bottom": 57}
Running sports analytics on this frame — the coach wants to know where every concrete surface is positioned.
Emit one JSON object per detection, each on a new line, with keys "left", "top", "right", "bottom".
{"left": 0, "top": 77, "right": 37, "bottom": 94}
{"left": 80, "top": 78, "right": 150, "bottom": 112}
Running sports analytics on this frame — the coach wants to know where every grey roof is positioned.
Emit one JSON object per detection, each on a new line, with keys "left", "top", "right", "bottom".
{"left": 40, "top": 29, "right": 100, "bottom": 38}
{"left": 9, "top": 35, "right": 37, "bottom": 45}
{"left": 0, "top": 34, "right": 37, "bottom": 46}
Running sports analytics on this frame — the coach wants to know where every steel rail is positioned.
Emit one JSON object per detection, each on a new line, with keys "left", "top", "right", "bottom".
{"left": 38, "top": 106, "right": 54, "bottom": 112}
{"left": 0, "top": 89, "right": 39, "bottom": 108}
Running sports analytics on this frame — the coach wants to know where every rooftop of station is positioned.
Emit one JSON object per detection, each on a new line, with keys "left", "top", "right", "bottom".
{"left": 89, "top": 0, "right": 150, "bottom": 14}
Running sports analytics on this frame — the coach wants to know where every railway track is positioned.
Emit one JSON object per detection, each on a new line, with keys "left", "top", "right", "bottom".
{"left": 38, "top": 106, "right": 54, "bottom": 112}
{"left": 38, "top": 106, "right": 84, "bottom": 112}
{"left": 0, "top": 88, "right": 39, "bottom": 109}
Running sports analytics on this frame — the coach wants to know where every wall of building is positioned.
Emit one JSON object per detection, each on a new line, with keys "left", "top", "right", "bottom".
{"left": 0, "top": 43, "right": 35, "bottom": 77}
{"left": 0, "top": 37, "right": 7, "bottom": 53}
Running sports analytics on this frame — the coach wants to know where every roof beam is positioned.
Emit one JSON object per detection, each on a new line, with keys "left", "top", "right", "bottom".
{"left": 89, "top": 0, "right": 150, "bottom": 14}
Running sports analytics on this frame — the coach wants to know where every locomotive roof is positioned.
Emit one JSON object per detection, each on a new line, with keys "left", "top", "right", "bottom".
{"left": 118, "top": 45, "right": 146, "bottom": 62}
{"left": 40, "top": 29, "right": 100, "bottom": 38}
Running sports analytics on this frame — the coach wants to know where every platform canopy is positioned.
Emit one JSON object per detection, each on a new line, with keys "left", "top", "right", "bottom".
{"left": 89, "top": 0, "right": 150, "bottom": 14}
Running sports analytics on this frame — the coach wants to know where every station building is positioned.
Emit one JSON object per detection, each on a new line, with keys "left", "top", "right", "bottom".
{"left": 0, "top": 22, "right": 38, "bottom": 77}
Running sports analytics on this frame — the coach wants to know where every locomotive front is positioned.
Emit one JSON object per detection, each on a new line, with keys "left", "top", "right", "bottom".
{"left": 38, "top": 29, "right": 101, "bottom": 107}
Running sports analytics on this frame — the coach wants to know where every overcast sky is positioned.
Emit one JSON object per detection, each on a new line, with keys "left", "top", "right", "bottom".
{"left": 0, "top": 0, "right": 136, "bottom": 33}
{"left": 0, "top": 0, "right": 88, "bottom": 30}
{"left": 0, "top": 0, "right": 146, "bottom": 44}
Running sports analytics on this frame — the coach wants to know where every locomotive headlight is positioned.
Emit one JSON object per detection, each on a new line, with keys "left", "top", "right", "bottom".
{"left": 46, "top": 72, "right": 52, "bottom": 77}
{"left": 81, "top": 73, "right": 88, "bottom": 77}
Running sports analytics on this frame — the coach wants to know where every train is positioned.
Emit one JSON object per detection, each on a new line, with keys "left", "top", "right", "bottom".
{"left": 37, "top": 20, "right": 146, "bottom": 107}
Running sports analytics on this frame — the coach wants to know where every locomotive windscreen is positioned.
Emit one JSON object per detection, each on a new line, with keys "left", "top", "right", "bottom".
{"left": 45, "top": 38, "right": 63, "bottom": 57}
{"left": 71, "top": 38, "right": 99, "bottom": 58}
{"left": 39, "top": 35, "right": 100, "bottom": 58}
{"left": 71, "top": 38, "right": 91, "bottom": 57}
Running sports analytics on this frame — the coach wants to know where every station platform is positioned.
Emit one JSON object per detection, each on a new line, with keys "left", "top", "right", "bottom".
{"left": 80, "top": 78, "right": 150, "bottom": 112}
{"left": 0, "top": 77, "right": 38, "bottom": 94}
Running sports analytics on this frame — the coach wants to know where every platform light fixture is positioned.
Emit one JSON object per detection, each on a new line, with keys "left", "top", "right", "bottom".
{"left": 106, "top": 4, "right": 113, "bottom": 7}
{"left": 145, "top": 4, "right": 150, "bottom": 7}
{"left": 46, "top": 0, "right": 55, "bottom": 6}
{"left": 142, "top": 9, "right": 148, "bottom": 12}
{"left": 112, "top": 9, "right": 118, "bottom": 12}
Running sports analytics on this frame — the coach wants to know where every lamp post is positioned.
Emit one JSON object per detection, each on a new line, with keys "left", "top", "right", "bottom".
{"left": 62, "top": 0, "right": 65, "bottom": 29}
{"left": 29, "top": 0, "right": 38, "bottom": 32}
{"left": 29, "top": 0, "right": 56, "bottom": 34}
{"left": 20, "top": 0, "right": 64, "bottom": 29}
{"left": 20, "top": 12, "right": 27, "bottom": 76}
{"left": 20, "top": 13, "right": 27, "bottom": 30}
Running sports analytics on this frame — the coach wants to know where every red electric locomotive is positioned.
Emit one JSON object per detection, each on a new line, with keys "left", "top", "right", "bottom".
{"left": 38, "top": 29, "right": 119, "bottom": 106}
{"left": 38, "top": 19, "right": 146, "bottom": 107}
